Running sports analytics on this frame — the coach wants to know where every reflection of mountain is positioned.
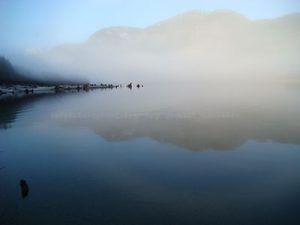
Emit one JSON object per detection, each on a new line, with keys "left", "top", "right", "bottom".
{"left": 2, "top": 86, "right": 300, "bottom": 151}
{"left": 66, "top": 110, "right": 300, "bottom": 151}
{"left": 25, "top": 11, "right": 300, "bottom": 82}
{"left": 50, "top": 85, "right": 300, "bottom": 151}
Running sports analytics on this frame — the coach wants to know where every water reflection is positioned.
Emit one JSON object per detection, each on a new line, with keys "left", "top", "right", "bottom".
{"left": 0, "top": 94, "right": 55, "bottom": 129}
{"left": 51, "top": 84, "right": 300, "bottom": 151}
{"left": 1, "top": 84, "right": 300, "bottom": 225}
{"left": 0, "top": 91, "right": 96, "bottom": 129}
{"left": 52, "top": 109, "right": 300, "bottom": 151}
{"left": 1, "top": 84, "right": 300, "bottom": 151}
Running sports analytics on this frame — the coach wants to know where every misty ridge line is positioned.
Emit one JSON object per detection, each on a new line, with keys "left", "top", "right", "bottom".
{"left": 8, "top": 10, "right": 300, "bottom": 83}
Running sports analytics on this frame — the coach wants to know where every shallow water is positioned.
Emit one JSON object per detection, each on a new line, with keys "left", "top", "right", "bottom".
{"left": 1, "top": 83, "right": 300, "bottom": 225}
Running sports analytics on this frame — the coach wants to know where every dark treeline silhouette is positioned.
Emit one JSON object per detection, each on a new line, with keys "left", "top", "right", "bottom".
{"left": 0, "top": 56, "right": 34, "bottom": 84}
{"left": 0, "top": 56, "right": 86, "bottom": 85}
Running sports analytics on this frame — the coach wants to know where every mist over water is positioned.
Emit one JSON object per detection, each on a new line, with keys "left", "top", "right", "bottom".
{"left": 1, "top": 7, "right": 300, "bottom": 225}
{"left": 1, "top": 83, "right": 300, "bottom": 151}
{"left": 9, "top": 11, "right": 300, "bottom": 84}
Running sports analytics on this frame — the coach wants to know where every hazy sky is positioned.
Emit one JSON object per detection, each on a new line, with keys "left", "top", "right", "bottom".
{"left": 0, "top": 0, "right": 299, "bottom": 52}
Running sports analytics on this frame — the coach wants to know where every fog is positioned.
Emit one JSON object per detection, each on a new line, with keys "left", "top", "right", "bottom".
{"left": 12, "top": 11, "right": 300, "bottom": 84}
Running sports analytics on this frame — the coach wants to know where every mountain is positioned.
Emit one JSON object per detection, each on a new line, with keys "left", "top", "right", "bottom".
{"left": 23, "top": 11, "right": 300, "bottom": 83}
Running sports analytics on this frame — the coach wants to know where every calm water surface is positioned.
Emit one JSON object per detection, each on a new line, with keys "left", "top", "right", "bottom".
{"left": 0, "top": 84, "right": 300, "bottom": 225}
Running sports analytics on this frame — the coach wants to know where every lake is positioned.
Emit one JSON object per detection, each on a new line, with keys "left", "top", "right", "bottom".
{"left": 1, "top": 83, "right": 300, "bottom": 225}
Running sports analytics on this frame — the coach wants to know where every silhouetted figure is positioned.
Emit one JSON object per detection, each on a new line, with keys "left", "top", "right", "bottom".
{"left": 20, "top": 179, "right": 29, "bottom": 199}
{"left": 127, "top": 82, "right": 132, "bottom": 90}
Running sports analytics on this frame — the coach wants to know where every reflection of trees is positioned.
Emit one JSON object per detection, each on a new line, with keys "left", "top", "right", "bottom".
{"left": 0, "top": 94, "right": 54, "bottom": 129}
{"left": 2, "top": 90, "right": 300, "bottom": 151}
{"left": 0, "top": 91, "right": 91, "bottom": 129}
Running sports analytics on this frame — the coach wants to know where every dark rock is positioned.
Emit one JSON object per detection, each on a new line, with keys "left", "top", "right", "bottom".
{"left": 127, "top": 82, "right": 133, "bottom": 90}
{"left": 20, "top": 179, "right": 29, "bottom": 199}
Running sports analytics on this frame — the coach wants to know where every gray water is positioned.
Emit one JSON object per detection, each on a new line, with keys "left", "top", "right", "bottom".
{"left": 1, "top": 83, "right": 300, "bottom": 225}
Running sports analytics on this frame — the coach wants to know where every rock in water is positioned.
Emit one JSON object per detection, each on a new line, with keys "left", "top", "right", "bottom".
{"left": 127, "top": 82, "right": 133, "bottom": 90}
{"left": 20, "top": 179, "right": 29, "bottom": 199}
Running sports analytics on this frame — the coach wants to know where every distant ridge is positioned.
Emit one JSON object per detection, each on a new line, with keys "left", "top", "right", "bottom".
{"left": 21, "top": 10, "right": 300, "bottom": 82}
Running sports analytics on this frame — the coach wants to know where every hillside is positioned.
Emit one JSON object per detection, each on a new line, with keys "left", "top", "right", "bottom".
{"left": 21, "top": 11, "right": 300, "bottom": 82}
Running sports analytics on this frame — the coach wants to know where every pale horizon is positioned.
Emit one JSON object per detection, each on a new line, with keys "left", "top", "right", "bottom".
{"left": 2, "top": 10, "right": 298, "bottom": 84}
{"left": 1, "top": 0, "right": 300, "bottom": 52}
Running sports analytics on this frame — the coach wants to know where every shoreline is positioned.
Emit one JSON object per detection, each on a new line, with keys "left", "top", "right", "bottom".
{"left": 0, "top": 83, "right": 121, "bottom": 98}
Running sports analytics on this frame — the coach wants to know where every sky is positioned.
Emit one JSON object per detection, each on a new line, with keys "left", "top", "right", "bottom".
{"left": 0, "top": 0, "right": 300, "bottom": 52}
